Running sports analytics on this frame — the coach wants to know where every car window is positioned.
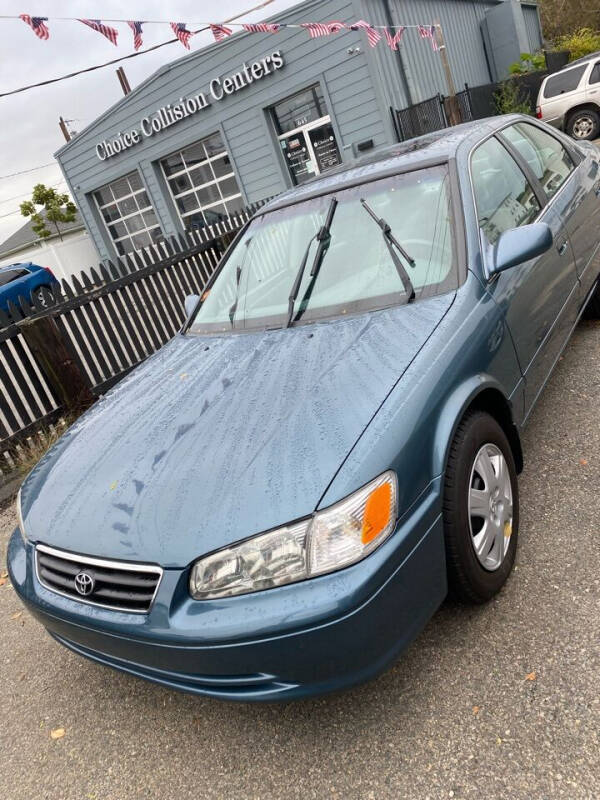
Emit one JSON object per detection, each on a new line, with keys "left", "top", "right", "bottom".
{"left": 501, "top": 123, "right": 575, "bottom": 199}
{"left": 189, "top": 165, "right": 458, "bottom": 333}
{"left": 590, "top": 62, "right": 600, "bottom": 84}
{"left": 543, "top": 65, "right": 586, "bottom": 98}
{"left": 0, "top": 269, "right": 28, "bottom": 287}
{"left": 471, "top": 136, "right": 541, "bottom": 246}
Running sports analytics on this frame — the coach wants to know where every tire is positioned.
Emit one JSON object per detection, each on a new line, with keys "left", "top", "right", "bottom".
{"left": 566, "top": 108, "right": 600, "bottom": 141}
{"left": 33, "top": 285, "right": 52, "bottom": 308}
{"left": 443, "top": 410, "right": 519, "bottom": 604}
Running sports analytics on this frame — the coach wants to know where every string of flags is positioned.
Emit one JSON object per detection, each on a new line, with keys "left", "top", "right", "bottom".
{"left": 16, "top": 15, "right": 440, "bottom": 53}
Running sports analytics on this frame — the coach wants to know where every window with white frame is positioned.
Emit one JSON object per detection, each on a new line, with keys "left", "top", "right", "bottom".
{"left": 94, "top": 172, "right": 163, "bottom": 256}
{"left": 161, "top": 132, "right": 244, "bottom": 231}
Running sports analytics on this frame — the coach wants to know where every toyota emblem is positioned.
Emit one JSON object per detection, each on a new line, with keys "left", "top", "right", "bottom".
{"left": 74, "top": 571, "right": 95, "bottom": 596}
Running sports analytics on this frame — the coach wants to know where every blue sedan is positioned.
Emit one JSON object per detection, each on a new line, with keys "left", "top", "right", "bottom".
{"left": 0, "top": 261, "right": 59, "bottom": 312}
{"left": 8, "top": 115, "right": 600, "bottom": 700}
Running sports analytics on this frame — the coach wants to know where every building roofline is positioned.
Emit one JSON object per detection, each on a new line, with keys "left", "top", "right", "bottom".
{"left": 54, "top": 0, "right": 319, "bottom": 158}
{"left": 0, "top": 222, "right": 85, "bottom": 260}
{"left": 54, "top": 0, "right": 534, "bottom": 159}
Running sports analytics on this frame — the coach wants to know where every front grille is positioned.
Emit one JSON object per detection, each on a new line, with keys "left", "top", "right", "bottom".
{"left": 35, "top": 544, "right": 162, "bottom": 613}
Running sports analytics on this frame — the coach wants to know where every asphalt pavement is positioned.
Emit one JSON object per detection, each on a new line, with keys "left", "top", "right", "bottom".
{"left": 1, "top": 319, "right": 599, "bottom": 800}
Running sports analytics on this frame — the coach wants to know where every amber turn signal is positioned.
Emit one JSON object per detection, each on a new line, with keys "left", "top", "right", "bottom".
{"left": 361, "top": 481, "right": 393, "bottom": 544}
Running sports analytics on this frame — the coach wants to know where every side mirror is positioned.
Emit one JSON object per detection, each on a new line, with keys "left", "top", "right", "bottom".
{"left": 491, "top": 223, "right": 553, "bottom": 276}
{"left": 184, "top": 294, "right": 200, "bottom": 318}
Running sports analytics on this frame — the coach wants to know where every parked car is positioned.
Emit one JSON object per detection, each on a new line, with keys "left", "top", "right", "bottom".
{"left": 8, "top": 115, "right": 600, "bottom": 701}
{"left": 0, "top": 261, "right": 58, "bottom": 312}
{"left": 536, "top": 53, "right": 600, "bottom": 140}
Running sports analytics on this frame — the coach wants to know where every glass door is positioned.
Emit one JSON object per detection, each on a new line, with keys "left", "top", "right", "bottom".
{"left": 273, "top": 85, "right": 342, "bottom": 185}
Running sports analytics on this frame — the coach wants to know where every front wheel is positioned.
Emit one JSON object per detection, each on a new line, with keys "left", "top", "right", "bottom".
{"left": 566, "top": 109, "right": 600, "bottom": 141}
{"left": 443, "top": 410, "right": 519, "bottom": 603}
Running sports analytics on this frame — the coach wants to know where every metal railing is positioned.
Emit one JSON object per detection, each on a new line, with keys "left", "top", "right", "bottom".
{"left": 392, "top": 72, "right": 549, "bottom": 142}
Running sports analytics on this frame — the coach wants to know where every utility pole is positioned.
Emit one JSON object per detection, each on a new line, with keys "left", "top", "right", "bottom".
{"left": 58, "top": 116, "right": 71, "bottom": 143}
{"left": 434, "top": 21, "right": 461, "bottom": 126}
{"left": 116, "top": 66, "right": 131, "bottom": 96}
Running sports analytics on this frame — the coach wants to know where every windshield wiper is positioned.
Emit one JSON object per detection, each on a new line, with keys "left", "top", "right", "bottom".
{"left": 360, "top": 199, "right": 416, "bottom": 303}
{"left": 286, "top": 197, "right": 338, "bottom": 328}
{"left": 228, "top": 236, "right": 253, "bottom": 326}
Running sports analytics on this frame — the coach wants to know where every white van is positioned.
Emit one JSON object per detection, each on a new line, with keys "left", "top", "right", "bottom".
{"left": 536, "top": 53, "right": 600, "bottom": 140}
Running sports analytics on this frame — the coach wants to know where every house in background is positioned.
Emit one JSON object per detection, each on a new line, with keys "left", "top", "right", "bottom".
{"left": 0, "top": 210, "right": 99, "bottom": 282}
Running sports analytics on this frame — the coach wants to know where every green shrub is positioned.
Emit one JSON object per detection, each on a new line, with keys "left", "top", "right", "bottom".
{"left": 509, "top": 52, "right": 546, "bottom": 74}
{"left": 555, "top": 28, "right": 600, "bottom": 61}
{"left": 494, "top": 81, "right": 532, "bottom": 116}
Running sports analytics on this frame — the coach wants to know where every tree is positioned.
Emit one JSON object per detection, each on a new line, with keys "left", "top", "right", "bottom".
{"left": 20, "top": 184, "right": 77, "bottom": 242}
{"left": 538, "top": 0, "right": 600, "bottom": 40}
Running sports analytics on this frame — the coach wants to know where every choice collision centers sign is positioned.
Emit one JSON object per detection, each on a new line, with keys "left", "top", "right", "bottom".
{"left": 95, "top": 51, "right": 285, "bottom": 161}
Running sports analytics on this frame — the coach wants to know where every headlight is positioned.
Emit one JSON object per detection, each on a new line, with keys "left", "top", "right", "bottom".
{"left": 189, "top": 471, "right": 397, "bottom": 600}
{"left": 16, "top": 488, "right": 27, "bottom": 540}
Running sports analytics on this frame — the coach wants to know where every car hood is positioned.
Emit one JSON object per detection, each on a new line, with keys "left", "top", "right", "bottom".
{"left": 22, "top": 294, "right": 454, "bottom": 567}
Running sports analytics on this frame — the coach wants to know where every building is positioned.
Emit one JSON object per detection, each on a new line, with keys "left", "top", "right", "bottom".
{"left": 56, "top": 0, "right": 543, "bottom": 264}
{"left": 0, "top": 210, "right": 98, "bottom": 281}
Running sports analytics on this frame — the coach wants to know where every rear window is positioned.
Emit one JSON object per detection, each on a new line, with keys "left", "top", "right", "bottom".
{"left": 543, "top": 65, "right": 586, "bottom": 98}
{"left": 0, "top": 268, "right": 29, "bottom": 287}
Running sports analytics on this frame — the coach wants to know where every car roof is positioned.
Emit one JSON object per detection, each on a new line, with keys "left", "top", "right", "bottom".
{"left": 260, "top": 117, "right": 514, "bottom": 213}
{"left": 562, "top": 51, "right": 600, "bottom": 69}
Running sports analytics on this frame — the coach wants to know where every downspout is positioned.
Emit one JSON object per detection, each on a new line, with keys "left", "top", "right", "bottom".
{"left": 381, "top": 0, "right": 413, "bottom": 106}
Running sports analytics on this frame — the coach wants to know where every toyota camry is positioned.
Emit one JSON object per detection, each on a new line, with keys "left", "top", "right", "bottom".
{"left": 8, "top": 115, "right": 600, "bottom": 700}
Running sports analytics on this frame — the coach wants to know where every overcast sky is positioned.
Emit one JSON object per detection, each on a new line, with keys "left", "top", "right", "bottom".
{"left": 0, "top": 0, "right": 300, "bottom": 243}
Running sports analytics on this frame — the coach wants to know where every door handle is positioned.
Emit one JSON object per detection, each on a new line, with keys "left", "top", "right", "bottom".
{"left": 557, "top": 240, "right": 568, "bottom": 256}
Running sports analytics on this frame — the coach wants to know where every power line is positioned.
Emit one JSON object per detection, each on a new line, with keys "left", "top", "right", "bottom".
{"left": 0, "top": 182, "right": 69, "bottom": 219}
{"left": 0, "top": 162, "right": 60, "bottom": 180}
{"left": 0, "top": 0, "right": 277, "bottom": 99}
{"left": 0, "top": 180, "right": 68, "bottom": 205}
{"left": 0, "top": 6, "right": 427, "bottom": 100}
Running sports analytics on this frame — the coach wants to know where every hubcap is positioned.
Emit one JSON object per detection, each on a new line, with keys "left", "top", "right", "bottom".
{"left": 573, "top": 116, "right": 594, "bottom": 139}
{"left": 468, "top": 443, "right": 513, "bottom": 571}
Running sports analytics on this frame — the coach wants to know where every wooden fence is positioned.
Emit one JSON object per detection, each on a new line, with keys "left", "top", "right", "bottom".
{"left": 0, "top": 200, "right": 267, "bottom": 476}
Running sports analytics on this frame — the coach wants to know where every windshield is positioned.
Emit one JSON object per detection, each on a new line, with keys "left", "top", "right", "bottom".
{"left": 188, "top": 164, "right": 457, "bottom": 334}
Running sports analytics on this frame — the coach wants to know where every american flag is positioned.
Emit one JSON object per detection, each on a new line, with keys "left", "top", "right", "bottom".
{"left": 170, "top": 22, "right": 193, "bottom": 48}
{"left": 210, "top": 24, "right": 233, "bottom": 42}
{"left": 127, "top": 21, "right": 144, "bottom": 51}
{"left": 19, "top": 14, "right": 49, "bottom": 40}
{"left": 301, "top": 21, "right": 346, "bottom": 38}
{"left": 78, "top": 19, "right": 118, "bottom": 46}
{"left": 418, "top": 24, "right": 439, "bottom": 51}
{"left": 242, "top": 23, "right": 281, "bottom": 33}
{"left": 350, "top": 20, "right": 381, "bottom": 48}
{"left": 383, "top": 26, "right": 405, "bottom": 51}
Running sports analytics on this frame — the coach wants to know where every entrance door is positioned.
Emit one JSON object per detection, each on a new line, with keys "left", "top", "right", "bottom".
{"left": 273, "top": 85, "right": 342, "bottom": 185}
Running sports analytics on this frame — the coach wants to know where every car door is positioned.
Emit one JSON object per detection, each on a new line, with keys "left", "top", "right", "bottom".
{"left": 471, "top": 134, "right": 580, "bottom": 414}
{"left": 501, "top": 121, "right": 600, "bottom": 304}
{"left": 539, "top": 63, "right": 588, "bottom": 127}
{"left": 586, "top": 60, "right": 600, "bottom": 104}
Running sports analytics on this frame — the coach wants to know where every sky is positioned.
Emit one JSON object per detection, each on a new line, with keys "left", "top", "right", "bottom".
{"left": 0, "top": 0, "right": 301, "bottom": 244}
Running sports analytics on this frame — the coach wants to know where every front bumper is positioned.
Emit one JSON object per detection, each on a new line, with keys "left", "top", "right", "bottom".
{"left": 7, "top": 480, "right": 446, "bottom": 701}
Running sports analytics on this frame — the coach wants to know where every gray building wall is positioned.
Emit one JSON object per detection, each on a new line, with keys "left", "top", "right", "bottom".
{"left": 523, "top": 4, "right": 543, "bottom": 53}
{"left": 56, "top": 0, "right": 541, "bottom": 262}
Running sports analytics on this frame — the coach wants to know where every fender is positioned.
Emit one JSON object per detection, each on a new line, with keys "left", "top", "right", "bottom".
{"left": 432, "top": 373, "right": 523, "bottom": 479}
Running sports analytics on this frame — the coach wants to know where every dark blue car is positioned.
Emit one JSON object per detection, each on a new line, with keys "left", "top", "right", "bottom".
{"left": 8, "top": 116, "right": 600, "bottom": 701}
{"left": 0, "top": 261, "right": 59, "bottom": 312}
